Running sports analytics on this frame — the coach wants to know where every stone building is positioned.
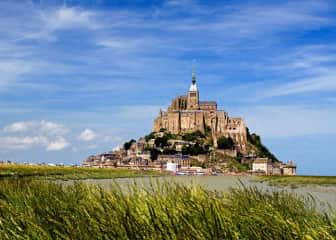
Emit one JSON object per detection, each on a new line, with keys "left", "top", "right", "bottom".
{"left": 153, "top": 71, "right": 248, "bottom": 152}
{"left": 282, "top": 161, "right": 297, "bottom": 175}
{"left": 252, "top": 158, "right": 273, "bottom": 175}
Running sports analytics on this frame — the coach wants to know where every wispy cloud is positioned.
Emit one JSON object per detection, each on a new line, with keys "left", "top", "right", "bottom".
{"left": 4, "top": 120, "right": 68, "bottom": 136}
{"left": 78, "top": 129, "right": 96, "bottom": 141}
{"left": 261, "top": 74, "right": 336, "bottom": 97}
{"left": 253, "top": 44, "right": 336, "bottom": 98}
{"left": 46, "top": 136, "right": 69, "bottom": 151}
{"left": 23, "top": 6, "right": 100, "bottom": 41}
{"left": 241, "top": 104, "right": 336, "bottom": 138}
{"left": 1, "top": 120, "right": 69, "bottom": 151}
{"left": 0, "top": 136, "right": 48, "bottom": 150}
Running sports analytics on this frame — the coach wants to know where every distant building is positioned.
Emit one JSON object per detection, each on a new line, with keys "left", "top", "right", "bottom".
{"left": 158, "top": 154, "right": 190, "bottom": 168}
{"left": 271, "top": 162, "right": 282, "bottom": 175}
{"left": 166, "top": 162, "right": 178, "bottom": 172}
{"left": 168, "top": 139, "right": 193, "bottom": 152}
{"left": 252, "top": 158, "right": 273, "bottom": 175}
{"left": 282, "top": 161, "right": 297, "bottom": 175}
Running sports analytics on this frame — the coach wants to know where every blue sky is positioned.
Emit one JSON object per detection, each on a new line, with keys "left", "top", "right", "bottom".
{"left": 0, "top": 0, "right": 335, "bottom": 175}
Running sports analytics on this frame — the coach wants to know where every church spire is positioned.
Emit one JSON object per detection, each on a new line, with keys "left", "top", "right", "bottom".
{"left": 189, "top": 63, "right": 198, "bottom": 92}
{"left": 192, "top": 64, "right": 196, "bottom": 85}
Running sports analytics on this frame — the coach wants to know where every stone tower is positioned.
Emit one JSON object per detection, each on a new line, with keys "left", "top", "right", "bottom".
{"left": 187, "top": 70, "right": 199, "bottom": 110}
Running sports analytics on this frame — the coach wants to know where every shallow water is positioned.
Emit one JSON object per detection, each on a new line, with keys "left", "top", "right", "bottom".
{"left": 65, "top": 176, "right": 336, "bottom": 210}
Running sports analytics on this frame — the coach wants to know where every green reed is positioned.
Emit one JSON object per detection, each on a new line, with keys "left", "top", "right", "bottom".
{"left": 0, "top": 179, "right": 335, "bottom": 239}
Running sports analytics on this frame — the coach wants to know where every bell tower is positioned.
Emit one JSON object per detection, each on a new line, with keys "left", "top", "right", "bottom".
{"left": 187, "top": 68, "right": 199, "bottom": 110}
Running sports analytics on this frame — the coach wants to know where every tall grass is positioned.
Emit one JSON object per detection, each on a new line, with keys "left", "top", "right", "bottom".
{"left": 0, "top": 179, "right": 335, "bottom": 239}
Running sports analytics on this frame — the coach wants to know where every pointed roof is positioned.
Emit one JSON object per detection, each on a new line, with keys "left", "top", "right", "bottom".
{"left": 189, "top": 67, "right": 198, "bottom": 91}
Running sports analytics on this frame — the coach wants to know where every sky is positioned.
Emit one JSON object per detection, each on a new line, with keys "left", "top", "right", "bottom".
{"left": 0, "top": 0, "right": 335, "bottom": 175}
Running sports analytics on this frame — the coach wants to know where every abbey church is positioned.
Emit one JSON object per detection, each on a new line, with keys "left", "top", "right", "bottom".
{"left": 153, "top": 72, "right": 248, "bottom": 152}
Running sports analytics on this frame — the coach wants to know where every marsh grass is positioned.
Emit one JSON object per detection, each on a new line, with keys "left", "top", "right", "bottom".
{"left": 259, "top": 175, "right": 336, "bottom": 186}
{"left": 0, "top": 179, "right": 335, "bottom": 239}
{"left": 0, "top": 164, "right": 164, "bottom": 180}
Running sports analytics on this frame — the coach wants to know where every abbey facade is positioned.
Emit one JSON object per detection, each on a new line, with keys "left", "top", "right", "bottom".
{"left": 153, "top": 72, "right": 248, "bottom": 152}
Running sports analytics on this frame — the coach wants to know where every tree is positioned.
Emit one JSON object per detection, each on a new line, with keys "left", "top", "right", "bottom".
{"left": 150, "top": 148, "right": 160, "bottom": 161}
{"left": 144, "top": 132, "right": 155, "bottom": 142}
{"left": 123, "top": 139, "right": 136, "bottom": 151}
{"left": 247, "top": 131, "right": 279, "bottom": 162}
{"left": 182, "top": 130, "right": 205, "bottom": 142}
{"left": 182, "top": 143, "right": 208, "bottom": 156}
{"left": 163, "top": 148, "right": 177, "bottom": 155}
{"left": 217, "top": 136, "right": 234, "bottom": 150}
{"left": 154, "top": 136, "right": 169, "bottom": 148}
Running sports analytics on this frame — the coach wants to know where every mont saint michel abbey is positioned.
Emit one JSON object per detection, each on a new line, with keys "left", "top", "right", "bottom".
{"left": 153, "top": 72, "right": 248, "bottom": 152}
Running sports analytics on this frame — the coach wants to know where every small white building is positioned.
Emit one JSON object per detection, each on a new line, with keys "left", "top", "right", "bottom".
{"left": 252, "top": 158, "right": 273, "bottom": 175}
{"left": 166, "top": 162, "right": 177, "bottom": 172}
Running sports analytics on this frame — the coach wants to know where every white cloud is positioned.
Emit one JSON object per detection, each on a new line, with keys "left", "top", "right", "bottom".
{"left": 15, "top": 6, "right": 99, "bottom": 41}
{"left": 261, "top": 74, "right": 336, "bottom": 98}
{"left": 1, "top": 120, "right": 69, "bottom": 151}
{"left": 46, "top": 137, "right": 69, "bottom": 151}
{"left": 78, "top": 129, "right": 96, "bottom": 141}
{"left": 39, "top": 120, "right": 68, "bottom": 135}
{"left": 0, "top": 136, "right": 48, "bottom": 150}
{"left": 44, "top": 7, "right": 99, "bottom": 31}
{"left": 3, "top": 120, "right": 68, "bottom": 135}
{"left": 3, "top": 121, "right": 34, "bottom": 132}
{"left": 253, "top": 44, "right": 336, "bottom": 98}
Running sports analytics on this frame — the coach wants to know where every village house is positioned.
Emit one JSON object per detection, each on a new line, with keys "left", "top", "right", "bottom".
{"left": 158, "top": 154, "right": 191, "bottom": 168}
{"left": 252, "top": 158, "right": 273, "bottom": 175}
{"left": 282, "top": 161, "right": 297, "bottom": 175}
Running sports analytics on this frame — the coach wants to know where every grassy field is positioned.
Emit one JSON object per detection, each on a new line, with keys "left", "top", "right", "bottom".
{"left": 258, "top": 175, "right": 336, "bottom": 186}
{"left": 0, "top": 179, "right": 335, "bottom": 239}
{"left": 0, "top": 164, "right": 165, "bottom": 180}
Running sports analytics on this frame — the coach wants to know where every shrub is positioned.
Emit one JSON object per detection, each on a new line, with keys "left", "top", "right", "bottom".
{"left": 217, "top": 136, "right": 234, "bottom": 149}
{"left": 182, "top": 130, "right": 205, "bottom": 142}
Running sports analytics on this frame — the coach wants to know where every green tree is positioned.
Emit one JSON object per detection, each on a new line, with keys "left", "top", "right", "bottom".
{"left": 182, "top": 143, "right": 208, "bottom": 156}
{"left": 154, "top": 136, "right": 169, "bottom": 148}
{"left": 144, "top": 132, "right": 155, "bottom": 142}
{"left": 247, "top": 130, "right": 278, "bottom": 162}
{"left": 217, "top": 136, "right": 234, "bottom": 150}
{"left": 150, "top": 148, "right": 160, "bottom": 161}
{"left": 182, "top": 130, "right": 205, "bottom": 142}
{"left": 123, "top": 139, "right": 136, "bottom": 151}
